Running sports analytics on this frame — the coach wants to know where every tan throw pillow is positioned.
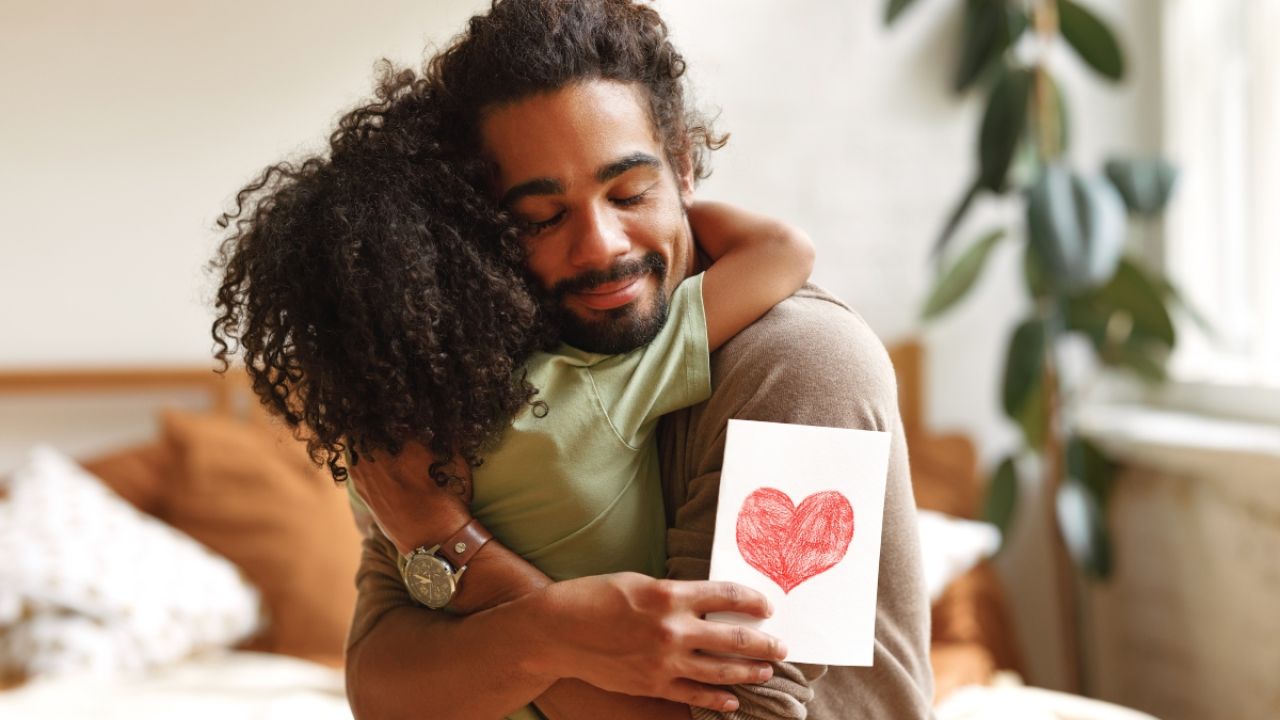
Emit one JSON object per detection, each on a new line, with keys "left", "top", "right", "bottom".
{"left": 80, "top": 441, "right": 173, "bottom": 517}
{"left": 157, "top": 409, "right": 361, "bottom": 667}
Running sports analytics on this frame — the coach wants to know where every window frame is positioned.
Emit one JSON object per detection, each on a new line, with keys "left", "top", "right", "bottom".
{"left": 1151, "top": 0, "right": 1280, "bottom": 424}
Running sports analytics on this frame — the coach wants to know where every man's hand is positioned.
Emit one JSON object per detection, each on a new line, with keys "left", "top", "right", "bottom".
{"left": 349, "top": 442, "right": 473, "bottom": 555}
{"left": 529, "top": 572, "right": 788, "bottom": 712}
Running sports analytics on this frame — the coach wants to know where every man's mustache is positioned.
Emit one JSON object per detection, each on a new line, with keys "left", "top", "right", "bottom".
{"left": 551, "top": 253, "right": 667, "bottom": 299}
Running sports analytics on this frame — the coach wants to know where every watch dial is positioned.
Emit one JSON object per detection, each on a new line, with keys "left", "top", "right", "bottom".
{"left": 407, "top": 556, "right": 455, "bottom": 609}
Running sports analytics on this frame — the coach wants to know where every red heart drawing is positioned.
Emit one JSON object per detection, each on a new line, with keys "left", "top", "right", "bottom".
{"left": 735, "top": 488, "right": 854, "bottom": 593}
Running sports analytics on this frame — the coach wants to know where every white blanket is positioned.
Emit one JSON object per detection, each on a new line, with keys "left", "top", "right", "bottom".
{"left": 0, "top": 650, "right": 1161, "bottom": 720}
{"left": 0, "top": 650, "right": 350, "bottom": 720}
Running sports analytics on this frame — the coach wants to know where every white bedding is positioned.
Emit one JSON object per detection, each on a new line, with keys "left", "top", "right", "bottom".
{"left": 0, "top": 652, "right": 1160, "bottom": 720}
{"left": 0, "top": 650, "right": 350, "bottom": 720}
{"left": 936, "top": 675, "right": 1160, "bottom": 720}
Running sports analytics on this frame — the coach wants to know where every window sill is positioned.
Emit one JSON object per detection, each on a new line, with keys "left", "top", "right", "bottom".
{"left": 1076, "top": 400, "right": 1280, "bottom": 482}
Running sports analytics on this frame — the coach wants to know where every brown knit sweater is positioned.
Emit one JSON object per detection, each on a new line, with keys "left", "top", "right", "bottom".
{"left": 658, "top": 284, "right": 935, "bottom": 719}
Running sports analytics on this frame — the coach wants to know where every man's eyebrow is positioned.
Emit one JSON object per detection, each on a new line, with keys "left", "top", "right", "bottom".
{"left": 500, "top": 153, "right": 661, "bottom": 207}
{"left": 500, "top": 178, "right": 565, "bottom": 208}
{"left": 597, "top": 153, "right": 661, "bottom": 182}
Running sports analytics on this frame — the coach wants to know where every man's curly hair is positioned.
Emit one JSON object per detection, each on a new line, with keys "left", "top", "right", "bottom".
{"left": 429, "top": 0, "right": 726, "bottom": 181}
{"left": 208, "top": 0, "right": 724, "bottom": 485}
{"left": 209, "top": 66, "right": 553, "bottom": 484}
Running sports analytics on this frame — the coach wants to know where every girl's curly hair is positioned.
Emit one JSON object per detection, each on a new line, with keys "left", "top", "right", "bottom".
{"left": 208, "top": 64, "right": 553, "bottom": 485}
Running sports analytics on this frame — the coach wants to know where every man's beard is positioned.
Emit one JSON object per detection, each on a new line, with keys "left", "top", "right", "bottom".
{"left": 545, "top": 253, "right": 669, "bottom": 354}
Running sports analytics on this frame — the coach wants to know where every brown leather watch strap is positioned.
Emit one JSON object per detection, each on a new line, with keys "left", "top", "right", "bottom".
{"left": 438, "top": 518, "right": 493, "bottom": 568}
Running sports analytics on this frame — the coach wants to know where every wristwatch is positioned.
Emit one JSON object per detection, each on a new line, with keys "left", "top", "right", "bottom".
{"left": 401, "top": 518, "right": 493, "bottom": 609}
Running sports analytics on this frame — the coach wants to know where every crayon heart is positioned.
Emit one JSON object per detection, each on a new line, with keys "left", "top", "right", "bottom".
{"left": 735, "top": 488, "right": 854, "bottom": 593}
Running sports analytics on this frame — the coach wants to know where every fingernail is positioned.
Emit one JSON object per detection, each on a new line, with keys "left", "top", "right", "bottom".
{"left": 722, "top": 697, "right": 739, "bottom": 712}
{"left": 757, "top": 665, "right": 773, "bottom": 682}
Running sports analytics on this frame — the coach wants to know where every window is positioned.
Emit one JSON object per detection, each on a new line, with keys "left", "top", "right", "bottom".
{"left": 1157, "top": 0, "right": 1280, "bottom": 420}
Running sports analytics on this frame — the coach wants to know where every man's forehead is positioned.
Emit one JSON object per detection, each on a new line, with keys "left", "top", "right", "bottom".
{"left": 480, "top": 80, "right": 667, "bottom": 194}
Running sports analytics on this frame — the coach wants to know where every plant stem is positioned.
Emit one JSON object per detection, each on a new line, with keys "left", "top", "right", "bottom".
{"left": 1031, "top": 0, "right": 1062, "bottom": 161}
{"left": 1041, "top": 320, "right": 1084, "bottom": 695}
{"left": 1032, "top": 0, "right": 1059, "bottom": 38}
{"left": 1030, "top": 0, "right": 1083, "bottom": 693}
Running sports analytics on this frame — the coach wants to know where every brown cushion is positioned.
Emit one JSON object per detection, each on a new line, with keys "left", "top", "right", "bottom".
{"left": 79, "top": 441, "right": 173, "bottom": 517}
{"left": 156, "top": 409, "right": 361, "bottom": 667}
{"left": 931, "top": 560, "right": 1023, "bottom": 674}
{"left": 910, "top": 433, "right": 980, "bottom": 519}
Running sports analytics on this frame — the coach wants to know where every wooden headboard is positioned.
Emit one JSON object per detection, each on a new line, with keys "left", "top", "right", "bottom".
{"left": 887, "top": 341, "right": 925, "bottom": 440}
{"left": 887, "top": 341, "right": 981, "bottom": 519}
{"left": 0, "top": 366, "right": 254, "bottom": 419}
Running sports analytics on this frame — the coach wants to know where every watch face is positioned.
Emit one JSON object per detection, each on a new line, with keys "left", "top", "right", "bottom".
{"left": 405, "top": 553, "right": 456, "bottom": 609}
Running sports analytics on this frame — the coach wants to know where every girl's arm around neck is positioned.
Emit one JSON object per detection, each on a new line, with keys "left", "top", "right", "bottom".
{"left": 688, "top": 200, "right": 815, "bottom": 351}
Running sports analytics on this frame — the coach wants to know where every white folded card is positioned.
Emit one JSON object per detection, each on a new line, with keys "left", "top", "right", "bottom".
{"left": 708, "top": 419, "right": 891, "bottom": 666}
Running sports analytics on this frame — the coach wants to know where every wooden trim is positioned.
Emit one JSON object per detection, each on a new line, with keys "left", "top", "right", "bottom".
{"left": 0, "top": 366, "right": 252, "bottom": 418}
{"left": 888, "top": 341, "right": 924, "bottom": 438}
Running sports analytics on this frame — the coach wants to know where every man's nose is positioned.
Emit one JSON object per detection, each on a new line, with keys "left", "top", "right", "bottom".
{"left": 567, "top": 203, "right": 630, "bottom": 269}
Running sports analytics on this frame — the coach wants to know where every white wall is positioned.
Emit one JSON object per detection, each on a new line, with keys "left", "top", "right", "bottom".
{"left": 0, "top": 0, "right": 1163, "bottom": 692}
{"left": 0, "top": 0, "right": 484, "bottom": 366}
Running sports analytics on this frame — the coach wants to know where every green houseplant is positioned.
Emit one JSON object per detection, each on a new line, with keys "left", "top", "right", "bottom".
{"left": 885, "top": 0, "right": 1208, "bottom": 690}
{"left": 887, "top": 0, "right": 1193, "bottom": 577}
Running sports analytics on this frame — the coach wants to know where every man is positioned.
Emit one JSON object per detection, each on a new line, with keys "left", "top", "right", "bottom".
{"left": 343, "top": 1, "right": 934, "bottom": 718}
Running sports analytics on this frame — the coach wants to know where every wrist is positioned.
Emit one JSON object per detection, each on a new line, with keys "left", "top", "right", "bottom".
{"left": 392, "top": 502, "right": 473, "bottom": 556}
{"left": 511, "top": 585, "right": 567, "bottom": 683}
{"left": 447, "top": 548, "right": 552, "bottom": 614}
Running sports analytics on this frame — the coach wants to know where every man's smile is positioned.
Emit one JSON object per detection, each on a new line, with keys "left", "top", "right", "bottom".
{"left": 572, "top": 275, "right": 646, "bottom": 311}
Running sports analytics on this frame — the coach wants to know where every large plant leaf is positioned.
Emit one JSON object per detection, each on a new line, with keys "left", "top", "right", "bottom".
{"left": 955, "top": 0, "right": 1027, "bottom": 93}
{"left": 1058, "top": 0, "right": 1125, "bottom": 81}
{"left": 956, "top": 0, "right": 1005, "bottom": 92}
{"left": 1067, "top": 257, "right": 1176, "bottom": 376}
{"left": 885, "top": 0, "right": 922, "bottom": 25}
{"left": 1026, "top": 164, "right": 1126, "bottom": 291}
{"left": 1014, "top": 369, "right": 1048, "bottom": 452}
{"left": 1023, "top": 237, "right": 1053, "bottom": 300}
{"left": 1075, "top": 175, "right": 1127, "bottom": 285}
{"left": 1067, "top": 271, "right": 1175, "bottom": 386}
{"left": 1062, "top": 432, "right": 1118, "bottom": 577}
{"left": 979, "top": 67, "right": 1033, "bottom": 192}
{"left": 1154, "top": 274, "right": 1216, "bottom": 339}
{"left": 1026, "top": 165, "right": 1073, "bottom": 284}
{"left": 933, "top": 179, "right": 982, "bottom": 259}
{"left": 1104, "top": 157, "right": 1179, "bottom": 216}
{"left": 1110, "top": 339, "right": 1170, "bottom": 382}
{"left": 923, "top": 229, "right": 1006, "bottom": 320}
{"left": 1002, "top": 318, "right": 1046, "bottom": 420}
{"left": 1097, "top": 258, "right": 1176, "bottom": 347}
{"left": 1056, "top": 478, "right": 1113, "bottom": 578}
{"left": 983, "top": 455, "right": 1020, "bottom": 546}
{"left": 1066, "top": 435, "right": 1115, "bottom": 507}
{"left": 1064, "top": 291, "right": 1110, "bottom": 350}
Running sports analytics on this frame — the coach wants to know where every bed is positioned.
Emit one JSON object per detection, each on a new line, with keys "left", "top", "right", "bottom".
{"left": 0, "top": 350, "right": 1156, "bottom": 719}
{"left": 0, "top": 366, "right": 358, "bottom": 716}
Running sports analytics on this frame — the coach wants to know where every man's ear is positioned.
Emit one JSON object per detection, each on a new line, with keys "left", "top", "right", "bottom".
{"left": 675, "top": 150, "right": 696, "bottom": 205}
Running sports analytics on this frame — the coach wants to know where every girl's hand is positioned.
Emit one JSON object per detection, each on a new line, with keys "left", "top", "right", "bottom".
{"left": 348, "top": 442, "right": 473, "bottom": 555}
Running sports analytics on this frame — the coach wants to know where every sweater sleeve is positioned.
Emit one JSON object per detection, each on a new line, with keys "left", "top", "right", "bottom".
{"left": 658, "top": 286, "right": 936, "bottom": 720}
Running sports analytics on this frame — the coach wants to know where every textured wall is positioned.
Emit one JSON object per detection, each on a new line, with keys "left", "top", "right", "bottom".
{"left": 1083, "top": 457, "right": 1280, "bottom": 720}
